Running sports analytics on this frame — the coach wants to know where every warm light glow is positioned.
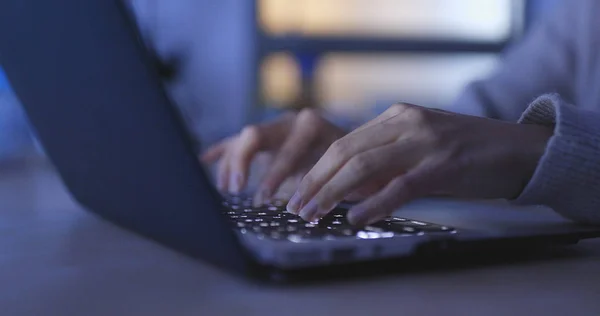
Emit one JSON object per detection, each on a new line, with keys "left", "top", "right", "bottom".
{"left": 259, "top": 0, "right": 513, "bottom": 40}
{"left": 258, "top": 0, "right": 515, "bottom": 117}
{"left": 315, "top": 53, "right": 498, "bottom": 115}
{"left": 260, "top": 53, "right": 302, "bottom": 107}
{"left": 261, "top": 53, "right": 498, "bottom": 115}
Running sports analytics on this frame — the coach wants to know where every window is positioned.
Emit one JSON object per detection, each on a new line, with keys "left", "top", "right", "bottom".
{"left": 256, "top": 0, "right": 524, "bottom": 123}
{"left": 261, "top": 52, "right": 497, "bottom": 117}
{"left": 259, "top": 0, "right": 516, "bottom": 41}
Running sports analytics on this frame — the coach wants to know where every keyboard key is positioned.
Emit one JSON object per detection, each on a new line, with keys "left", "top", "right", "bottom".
{"left": 287, "top": 234, "right": 303, "bottom": 242}
{"left": 341, "top": 229, "right": 355, "bottom": 236}
{"left": 269, "top": 232, "right": 285, "bottom": 240}
{"left": 364, "top": 226, "right": 384, "bottom": 232}
{"left": 403, "top": 226, "right": 416, "bottom": 233}
{"left": 223, "top": 194, "right": 456, "bottom": 240}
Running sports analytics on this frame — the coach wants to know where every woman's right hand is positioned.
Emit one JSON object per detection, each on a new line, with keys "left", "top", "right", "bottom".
{"left": 201, "top": 109, "right": 346, "bottom": 206}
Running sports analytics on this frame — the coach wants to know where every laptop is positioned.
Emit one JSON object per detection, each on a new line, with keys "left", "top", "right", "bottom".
{"left": 1, "top": 0, "right": 599, "bottom": 282}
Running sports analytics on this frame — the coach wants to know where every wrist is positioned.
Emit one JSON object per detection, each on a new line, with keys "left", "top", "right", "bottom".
{"left": 516, "top": 124, "right": 554, "bottom": 196}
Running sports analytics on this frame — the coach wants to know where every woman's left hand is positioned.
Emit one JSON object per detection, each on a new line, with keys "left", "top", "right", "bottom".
{"left": 286, "top": 103, "right": 553, "bottom": 225}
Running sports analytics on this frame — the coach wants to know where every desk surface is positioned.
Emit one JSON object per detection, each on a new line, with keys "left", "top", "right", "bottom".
{"left": 1, "top": 159, "right": 600, "bottom": 316}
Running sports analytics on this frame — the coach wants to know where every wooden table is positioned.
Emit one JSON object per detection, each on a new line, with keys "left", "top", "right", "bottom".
{"left": 1, "top": 159, "right": 600, "bottom": 316}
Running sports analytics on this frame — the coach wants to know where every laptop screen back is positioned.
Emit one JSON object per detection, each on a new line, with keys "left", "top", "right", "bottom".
{"left": 0, "top": 0, "right": 252, "bottom": 272}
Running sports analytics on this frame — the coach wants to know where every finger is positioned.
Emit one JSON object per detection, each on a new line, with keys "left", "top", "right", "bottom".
{"left": 297, "top": 142, "right": 419, "bottom": 221}
{"left": 216, "top": 149, "right": 233, "bottom": 192}
{"left": 296, "top": 103, "right": 417, "bottom": 189}
{"left": 226, "top": 126, "right": 262, "bottom": 194}
{"left": 291, "top": 120, "right": 412, "bottom": 216}
{"left": 228, "top": 118, "right": 294, "bottom": 194}
{"left": 344, "top": 180, "right": 389, "bottom": 201}
{"left": 287, "top": 103, "right": 417, "bottom": 213}
{"left": 201, "top": 138, "right": 231, "bottom": 164}
{"left": 347, "top": 161, "right": 440, "bottom": 226}
{"left": 254, "top": 110, "right": 320, "bottom": 206}
{"left": 272, "top": 172, "right": 303, "bottom": 199}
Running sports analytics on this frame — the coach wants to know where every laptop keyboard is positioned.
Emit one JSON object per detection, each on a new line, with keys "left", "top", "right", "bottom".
{"left": 221, "top": 195, "right": 456, "bottom": 241}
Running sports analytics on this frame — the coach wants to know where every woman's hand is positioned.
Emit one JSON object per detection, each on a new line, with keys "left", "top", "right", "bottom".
{"left": 202, "top": 109, "right": 346, "bottom": 206}
{"left": 286, "top": 103, "right": 553, "bottom": 225}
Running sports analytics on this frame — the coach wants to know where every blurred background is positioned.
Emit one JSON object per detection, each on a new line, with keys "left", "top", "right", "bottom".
{"left": 0, "top": 0, "right": 561, "bottom": 161}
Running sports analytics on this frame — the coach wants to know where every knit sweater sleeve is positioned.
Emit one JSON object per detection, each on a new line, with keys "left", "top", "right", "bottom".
{"left": 515, "top": 94, "right": 600, "bottom": 224}
{"left": 447, "top": 1, "right": 579, "bottom": 121}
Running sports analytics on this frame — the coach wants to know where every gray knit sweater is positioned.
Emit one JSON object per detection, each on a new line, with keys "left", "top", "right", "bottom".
{"left": 450, "top": 0, "right": 600, "bottom": 224}
{"left": 131, "top": 1, "right": 600, "bottom": 224}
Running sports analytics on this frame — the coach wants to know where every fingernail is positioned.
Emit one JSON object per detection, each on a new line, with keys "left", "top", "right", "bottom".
{"left": 286, "top": 192, "right": 302, "bottom": 214}
{"left": 298, "top": 199, "right": 319, "bottom": 222}
{"left": 253, "top": 187, "right": 271, "bottom": 207}
{"left": 229, "top": 173, "right": 242, "bottom": 194}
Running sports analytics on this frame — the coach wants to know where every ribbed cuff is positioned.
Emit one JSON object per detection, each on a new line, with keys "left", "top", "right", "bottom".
{"left": 515, "top": 94, "right": 600, "bottom": 224}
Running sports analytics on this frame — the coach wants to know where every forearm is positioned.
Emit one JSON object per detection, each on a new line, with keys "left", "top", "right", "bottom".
{"left": 515, "top": 94, "right": 600, "bottom": 225}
